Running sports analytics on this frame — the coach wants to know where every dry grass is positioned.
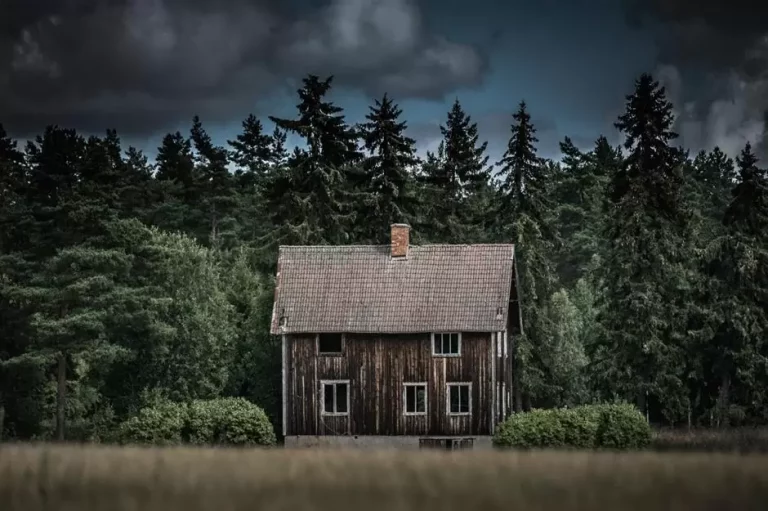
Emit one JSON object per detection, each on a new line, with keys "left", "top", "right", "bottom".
{"left": 653, "top": 428, "right": 768, "bottom": 453}
{"left": 2, "top": 444, "right": 768, "bottom": 511}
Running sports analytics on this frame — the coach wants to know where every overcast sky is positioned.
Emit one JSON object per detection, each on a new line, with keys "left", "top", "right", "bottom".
{"left": 2, "top": 0, "right": 767, "bottom": 160}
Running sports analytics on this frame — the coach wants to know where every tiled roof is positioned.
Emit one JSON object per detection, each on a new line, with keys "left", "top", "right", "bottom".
{"left": 270, "top": 244, "right": 515, "bottom": 334}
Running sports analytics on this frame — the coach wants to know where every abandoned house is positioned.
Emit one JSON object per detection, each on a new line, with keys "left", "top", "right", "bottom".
{"left": 271, "top": 224, "right": 522, "bottom": 449}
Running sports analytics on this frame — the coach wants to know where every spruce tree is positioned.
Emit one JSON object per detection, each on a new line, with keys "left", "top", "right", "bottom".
{"left": 495, "top": 101, "right": 558, "bottom": 410}
{"left": 701, "top": 143, "right": 768, "bottom": 424}
{"left": 153, "top": 130, "right": 199, "bottom": 235}
{"left": 358, "top": 93, "right": 420, "bottom": 243}
{"left": 421, "top": 99, "right": 490, "bottom": 242}
{"left": 264, "top": 75, "right": 363, "bottom": 246}
{"left": 190, "top": 116, "right": 238, "bottom": 248}
{"left": 0, "top": 125, "right": 28, "bottom": 254}
{"left": 553, "top": 136, "right": 617, "bottom": 285}
{"left": 596, "top": 73, "right": 692, "bottom": 421}
{"left": 228, "top": 114, "right": 274, "bottom": 191}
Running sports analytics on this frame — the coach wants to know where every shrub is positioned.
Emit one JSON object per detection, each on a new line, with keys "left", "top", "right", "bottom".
{"left": 117, "top": 400, "right": 187, "bottom": 446}
{"left": 493, "top": 403, "right": 651, "bottom": 450}
{"left": 117, "top": 398, "right": 276, "bottom": 447}
{"left": 493, "top": 409, "right": 566, "bottom": 449}
{"left": 187, "top": 398, "right": 276, "bottom": 447}
{"left": 594, "top": 403, "right": 652, "bottom": 449}
{"left": 560, "top": 406, "right": 599, "bottom": 449}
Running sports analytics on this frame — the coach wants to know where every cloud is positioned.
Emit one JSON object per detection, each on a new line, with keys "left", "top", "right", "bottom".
{"left": 0, "top": 0, "right": 487, "bottom": 138}
{"left": 625, "top": 0, "right": 768, "bottom": 157}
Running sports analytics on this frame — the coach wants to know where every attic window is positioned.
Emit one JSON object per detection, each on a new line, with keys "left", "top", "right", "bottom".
{"left": 318, "top": 333, "right": 343, "bottom": 355}
{"left": 432, "top": 333, "right": 461, "bottom": 356}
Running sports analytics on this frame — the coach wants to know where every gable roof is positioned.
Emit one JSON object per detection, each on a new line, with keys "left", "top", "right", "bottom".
{"left": 270, "top": 244, "right": 515, "bottom": 334}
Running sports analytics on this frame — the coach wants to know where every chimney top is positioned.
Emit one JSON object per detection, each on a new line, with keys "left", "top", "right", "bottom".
{"left": 390, "top": 224, "right": 410, "bottom": 258}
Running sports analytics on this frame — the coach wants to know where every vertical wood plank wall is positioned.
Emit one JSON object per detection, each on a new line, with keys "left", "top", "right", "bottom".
{"left": 285, "top": 332, "right": 515, "bottom": 436}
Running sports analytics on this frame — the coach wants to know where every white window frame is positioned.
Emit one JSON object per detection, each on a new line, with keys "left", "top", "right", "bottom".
{"left": 431, "top": 332, "right": 461, "bottom": 357}
{"left": 446, "top": 382, "right": 472, "bottom": 416}
{"left": 316, "top": 333, "right": 344, "bottom": 356}
{"left": 403, "top": 382, "right": 428, "bottom": 416}
{"left": 320, "top": 379, "right": 350, "bottom": 416}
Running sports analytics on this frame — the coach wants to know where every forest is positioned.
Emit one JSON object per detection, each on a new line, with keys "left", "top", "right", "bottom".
{"left": 0, "top": 71, "right": 766, "bottom": 443}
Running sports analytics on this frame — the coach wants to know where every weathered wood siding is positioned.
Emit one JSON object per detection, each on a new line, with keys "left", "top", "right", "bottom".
{"left": 285, "top": 333, "right": 496, "bottom": 436}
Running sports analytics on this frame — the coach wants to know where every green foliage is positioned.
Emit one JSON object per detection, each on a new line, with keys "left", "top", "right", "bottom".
{"left": 187, "top": 398, "right": 276, "bottom": 447}
{"left": 117, "top": 400, "right": 187, "bottom": 446}
{"left": 595, "top": 403, "right": 653, "bottom": 449}
{"left": 493, "top": 404, "right": 651, "bottom": 450}
{"left": 3, "top": 70, "right": 768, "bottom": 443}
{"left": 117, "top": 398, "right": 275, "bottom": 447}
{"left": 494, "top": 409, "right": 566, "bottom": 448}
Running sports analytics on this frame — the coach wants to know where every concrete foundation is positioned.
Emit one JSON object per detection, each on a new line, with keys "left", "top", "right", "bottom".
{"left": 283, "top": 435, "right": 495, "bottom": 450}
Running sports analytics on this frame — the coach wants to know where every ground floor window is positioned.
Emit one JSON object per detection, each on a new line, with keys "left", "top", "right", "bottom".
{"left": 321, "top": 380, "right": 349, "bottom": 415}
{"left": 447, "top": 383, "right": 471, "bottom": 415}
{"left": 404, "top": 383, "right": 427, "bottom": 415}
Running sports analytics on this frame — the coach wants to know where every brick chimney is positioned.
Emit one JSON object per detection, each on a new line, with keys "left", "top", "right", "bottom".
{"left": 390, "top": 224, "right": 410, "bottom": 258}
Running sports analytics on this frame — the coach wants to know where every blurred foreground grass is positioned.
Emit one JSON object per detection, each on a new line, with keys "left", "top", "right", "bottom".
{"left": 2, "top": 444, "right": 768, "bottom": 511}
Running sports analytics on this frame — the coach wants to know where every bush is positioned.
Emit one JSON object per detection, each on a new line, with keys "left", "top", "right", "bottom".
{"left": 493, "top": 409, "right": 566, "bottom": 449}
{"left": 117, "top": 400, "right": 187, "bottom": 446}
{"left": 493, "top": 403, "right": 651, "bottom": 450}
{"left": 187, "top": 398, "right": 276, "bottom": 447}
{"left": 560, "top": 407, "right": 599, "bottom": 449}
{"left": 117, "top": 398, "right": 276, "bottom": 447}
{"left": 595, "top": 403, "right": 652, "bottom": 449}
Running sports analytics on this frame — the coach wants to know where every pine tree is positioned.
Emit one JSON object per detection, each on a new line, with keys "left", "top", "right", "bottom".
{"left": 421, "top": 100, "right": 490, "bottom": 242}
{"left": 495, "top": 101, "right": 558, "bottom": 409}
{"left": 358, "top": 93, "right": 420, "bottom": 243}
{"left": 190, "top": 116, "right": 238, "bottom": 247}
{"left": 701, "top": 143, "right": 768, "bottom": 424}
{"left": 553, "top": 136, "right": 617, "bottom": 285}
{"left": 0, "top": 125, "right": 28, "bottom": 254}
{"left": 3, "top": 243, "right": 138, "bottom": 440}
{"left": 264, "top": 75, "right": 363, "bottom": 247}
{"left": 153, "top": 130, "right": 199, "bottom": 235}
{"left": 596, "top": 73, "right": 692, "bottom": 421}
{"left": 227, "top": 114, "right": 274, "bottom": 191}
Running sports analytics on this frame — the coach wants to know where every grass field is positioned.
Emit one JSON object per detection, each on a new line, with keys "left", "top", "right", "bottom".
{"left": 652, "top": 427, "right": 768, "bottom": 453}
{"left": 2, "top": 444, "right": 768, "bottom": 511}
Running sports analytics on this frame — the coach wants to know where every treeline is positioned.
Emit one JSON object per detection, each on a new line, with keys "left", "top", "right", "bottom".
{"left": 0, "top": 73, "right": 766, "bottom": 442}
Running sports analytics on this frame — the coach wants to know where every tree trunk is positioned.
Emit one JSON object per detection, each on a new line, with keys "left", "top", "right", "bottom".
{"left": 717, "top": 372, "right": 731, "bottom": 429}
{"left": 0, "top": 405, "right": 5, "bottom": 442}
{"left": 56, "top": 352, "right": 67, "bottom": 442}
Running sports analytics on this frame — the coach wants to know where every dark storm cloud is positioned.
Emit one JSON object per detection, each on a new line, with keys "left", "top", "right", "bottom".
{"left": 625, "top": 0, "right": 768, "bottom": 157}
{"left": 0, "top": 0, "right": 488, "bottom": 137}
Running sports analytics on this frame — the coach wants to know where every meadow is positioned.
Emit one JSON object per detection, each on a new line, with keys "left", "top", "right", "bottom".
{"left": 2, "top": 443, "right": 768, "bottom": 511}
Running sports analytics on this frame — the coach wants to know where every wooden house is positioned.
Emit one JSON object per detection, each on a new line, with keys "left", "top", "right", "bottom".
{"left": 271, "top": 224, "right": 522, "bottom": 449}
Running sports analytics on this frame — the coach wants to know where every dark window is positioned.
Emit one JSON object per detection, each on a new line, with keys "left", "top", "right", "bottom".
{"left": 318, "top": 333, "right": 343, "bottom": 355}
{"left": 448, "top": 384, "right": 470, "bottom": 414}
{"left": 322, "top": 382, "right": 349, "bottom": 415}
{"left": 433, "top": 333, "right": 460, "bottom": 355}
{"left": 404, "top": 384, "right": 427, "bottom": 414}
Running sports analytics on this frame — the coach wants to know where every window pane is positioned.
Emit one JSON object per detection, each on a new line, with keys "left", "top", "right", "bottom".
{"left": 405, "top": 386, "right": 415, "bottom": 413}
{"left": 434, "top": 335, "right": 442, "bottom": 354}
{"left": 442, "top": 334, "right": 451, "bottom": 354}
{"left": 460, "top": 386, "right": 469, "bottom": 413}
{"left": 416, "top": 387, "right": 426, "bottom": 413}
{"left": 336, "top": 384, "right": 348, "bottom": 413}
{"left": 319, "top": 333, "right": 343, "bottom": 353}
{"left": 324, "top": 384, "right": 334, "bottom": 413}
{"left": 450, "top": 334, "right": 459, "bottom": 354}
{"left": 449, "top": 386, "right": 459, "bottom": 413}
